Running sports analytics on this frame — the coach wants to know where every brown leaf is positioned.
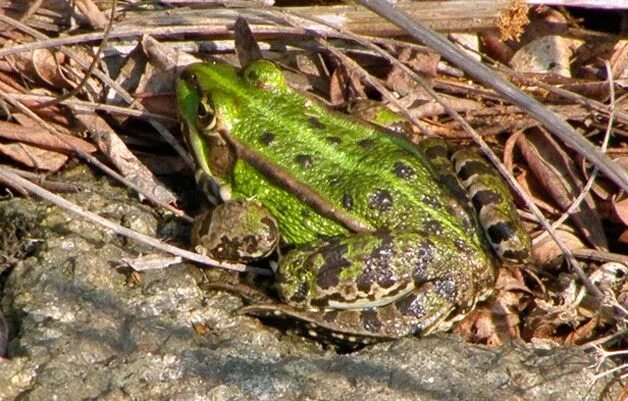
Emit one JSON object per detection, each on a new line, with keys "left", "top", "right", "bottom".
{"left": 589, "top": 156, "right": 626, "bottom": 202}
{"left": 563, "top": 317, "right": 598, "bottom": 344}
{"left": 609, "top": 40, "right": 628, "bottom": 79}
{"left": 328, "top": 63, "right": 366, "bottom": 106}
{"left": 619, "top": 229, "right": 628, "bottom": 247}
{"left": 512, "top": 164, "right": 561, "bottom": 214}
{"left": 234, "top": 17, "right": 262, "bottom": 67}
{"left": 532, "top": 228, "right": 586, "bottom": 266}
{"left": 409, "top": 95, "right": 481, "bottom": 119}
{"left": 0, "top": 121, "right": 96, "bottom": 154}
{"left": 611, "top": 197, "right": 628, "bottom": 227}
{"left": 522, "top": 274, "right": 587, "bottom": 343}
{"left": 137, "top": 36, "right": 199, "bottom": 117}
{"left": 454, "top": 269, "right": 529, "bottom": 346}
{"left": 78, "top": 113, "right": 178, "bottom": 205}
{"left": 518, "top": 128, "right": 608, "bottom": 249}
{"left": 510, "top": 35, "right": 583, "bottom": 78}
{"left": 30, "top": 48, "right": 68, "bottom": 88}
{"left": 74, "top": 0, "right": 108, "bottom": 29}
{"left": 480, "top": 31, "right": 514, "bottom": 64}
{"left": 0, "top": 142, "right": 68, "bottom": 171}
{"left": 385, "top": 47, "right": 439, "bottom": 97}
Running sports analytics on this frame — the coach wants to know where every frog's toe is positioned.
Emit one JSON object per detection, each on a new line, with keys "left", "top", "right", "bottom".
{"left": 239, "top": 304, "right": 392, "bottom": 345}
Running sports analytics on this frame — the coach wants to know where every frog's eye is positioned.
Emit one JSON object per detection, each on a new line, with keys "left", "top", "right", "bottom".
{"left": 242, "top": 60, "right": 286, "bottom": 91}
{"left": 196, "top": 98, "right": 216, "bottom": 130}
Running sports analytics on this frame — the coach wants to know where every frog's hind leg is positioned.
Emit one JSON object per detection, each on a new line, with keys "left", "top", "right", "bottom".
{"left": 418, "top": 139, "right": 531, "bottom": 264}
{"left": 451, "top": 149, "right": 531, "bottom": 263}
{"left": 251, "top": 230, "right": 493, "bottom": 340}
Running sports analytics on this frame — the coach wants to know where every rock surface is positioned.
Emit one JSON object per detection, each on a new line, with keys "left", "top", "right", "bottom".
{"left": 0, "top": 168, "right": 620, "bottom": 401}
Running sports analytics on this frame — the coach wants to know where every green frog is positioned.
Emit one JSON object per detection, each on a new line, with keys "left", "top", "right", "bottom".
{"left": 177, "top": 59, "right": 531, "bottom": 343}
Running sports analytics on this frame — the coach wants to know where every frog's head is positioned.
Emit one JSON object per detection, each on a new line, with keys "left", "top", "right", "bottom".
{"left": 177, "top": 60, "right": 288, "bottom": 135}
{"left": 176, "top": 60, "right": 289, "bottom": 201}
{"left": 177, "top": 62, "right": 241, "bottom": 136}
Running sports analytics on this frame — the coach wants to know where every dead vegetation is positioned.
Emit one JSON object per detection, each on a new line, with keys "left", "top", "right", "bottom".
{"left": 0, "top": 0, "right": 626, "bottom": 383}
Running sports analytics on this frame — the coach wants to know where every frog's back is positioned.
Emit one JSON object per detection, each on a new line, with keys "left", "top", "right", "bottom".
{"left": 227, "top": 88, "right": 484, "bottom": 251}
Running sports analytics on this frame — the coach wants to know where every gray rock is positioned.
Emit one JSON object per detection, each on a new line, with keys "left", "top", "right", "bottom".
{"left": 0, "top": 168, "right": 621, "bottom": 400}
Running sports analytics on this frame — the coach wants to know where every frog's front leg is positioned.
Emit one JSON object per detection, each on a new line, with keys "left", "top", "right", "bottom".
{"left": 192, "top": 200, "right": 280, "bottom": 262}
{"left": 245, "top": 230, "right": 495, "bottom": 339}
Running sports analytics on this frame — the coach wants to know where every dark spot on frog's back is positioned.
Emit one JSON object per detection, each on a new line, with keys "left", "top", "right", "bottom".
{"left": 361, "top": 309, "right": 382, "bottom": 333}
{"left": 421, "top": 195, "right": 441, "bottom": 209}
{"left": 394, "top": 292, "right": 425, "bottom": 319}
{"left": 393, "top": 161, "right": 415, "bottom": 180}
{"left": 357, "top": 231, "right": 396, "bottom": 292}
{"left": 423, "top": 143, "right": 448, "bottom": 160}
{"left": 423, "top": 219, "right": 444, "bottom": 235}
{"left": 328, "top": 175, "right": 342, "bottom": 187}
{"left": 246, "top": 69, "right": 258, "bottom": 81}
{"left": 357, "top": 138, "right": 376, "bottom": 150}
{"left": 454, "top": 237, "right": 470, "bottom": 253}
{"left": 342, "top": 193, "right": 354, "bottom": 210}
{"left": 259, "top": 132, "right": 275, "bottom": 146}
{"left": 308, "top": 116, "right": 325, "bottom": 130}
{"left": 368, "top": 189, "right": 393, "bottom": 211}
{"left": 325, "top": 136, "right": 342, "bottom": 147}
{"left": 295, "top": 154, "right": 314, "bottom": 169}
{"left": 289, "top": 282, "right": 309, "bottom": 303}
{"left": 502, "top": 248, "right": 528, "bottom": 261}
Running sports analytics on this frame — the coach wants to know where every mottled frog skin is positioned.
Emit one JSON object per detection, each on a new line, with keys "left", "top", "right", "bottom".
{"left": 177, "top": 60, "right": 531, "bottom": 343}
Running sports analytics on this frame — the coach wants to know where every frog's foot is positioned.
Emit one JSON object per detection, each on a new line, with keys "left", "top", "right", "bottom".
{"left": 239, "top": 303, "right": 389, "bottom": 345}
{"left": 192, "top": 200, "right": 279, "bottom": 261}
{"left": 450, "top": 149, "right": 531, "bottom": 263}
{"left": 418, "top": 139, "right": 531, "bottom": 264}
{"left": 240, "top": 279, "right": 464, "bottom": 344}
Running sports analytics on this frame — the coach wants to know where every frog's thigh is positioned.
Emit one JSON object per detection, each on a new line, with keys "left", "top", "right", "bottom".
{"left": 324, "top": 266, "right": 476, "bottom": 338}
{"left": 192, "top": 200, "right": 279, "bottom": 261}
{"left": 275, "top": 231, "right": 483, "bottom": 332}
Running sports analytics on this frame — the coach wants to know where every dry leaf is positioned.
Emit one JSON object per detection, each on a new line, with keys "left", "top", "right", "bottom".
{"left": 609, "top": 40, "right": 628, "bottom": 79}
{"left": 0, "top": 142, "right": 68, "bottom": 171}
{"left": 510, "top": 35, "right": 584, "bottom": 77}
{"left": 611, "top": 197, "right": 628, "bottom": 226}
{"left": 523, "top": 274, "right": 587, "bottom": 343}
{"left": 385, "top": 47, "right": 439, "bottom": 96}
{"left": 455, "top": 269, "right": 529, "bottom": 346}
{"left": 0, "top": 120, "right": 96, "bottom": 154}
{"left": 74, "top": 0, "right": 108, "bottom": 29}
{"left": 518, "top": 128, "right": 608, "bottom": 249}
{"left": 78, "top": 113, "right": 178, "bottom": 205}
{"left": 532, "top": 228, "right": 586, "bottom": 266}
{"left": 29, "top": 48, "right": 68, "bottom": 88}
{"left": 328, "top": 63, "right": 366, "bottom": 106}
